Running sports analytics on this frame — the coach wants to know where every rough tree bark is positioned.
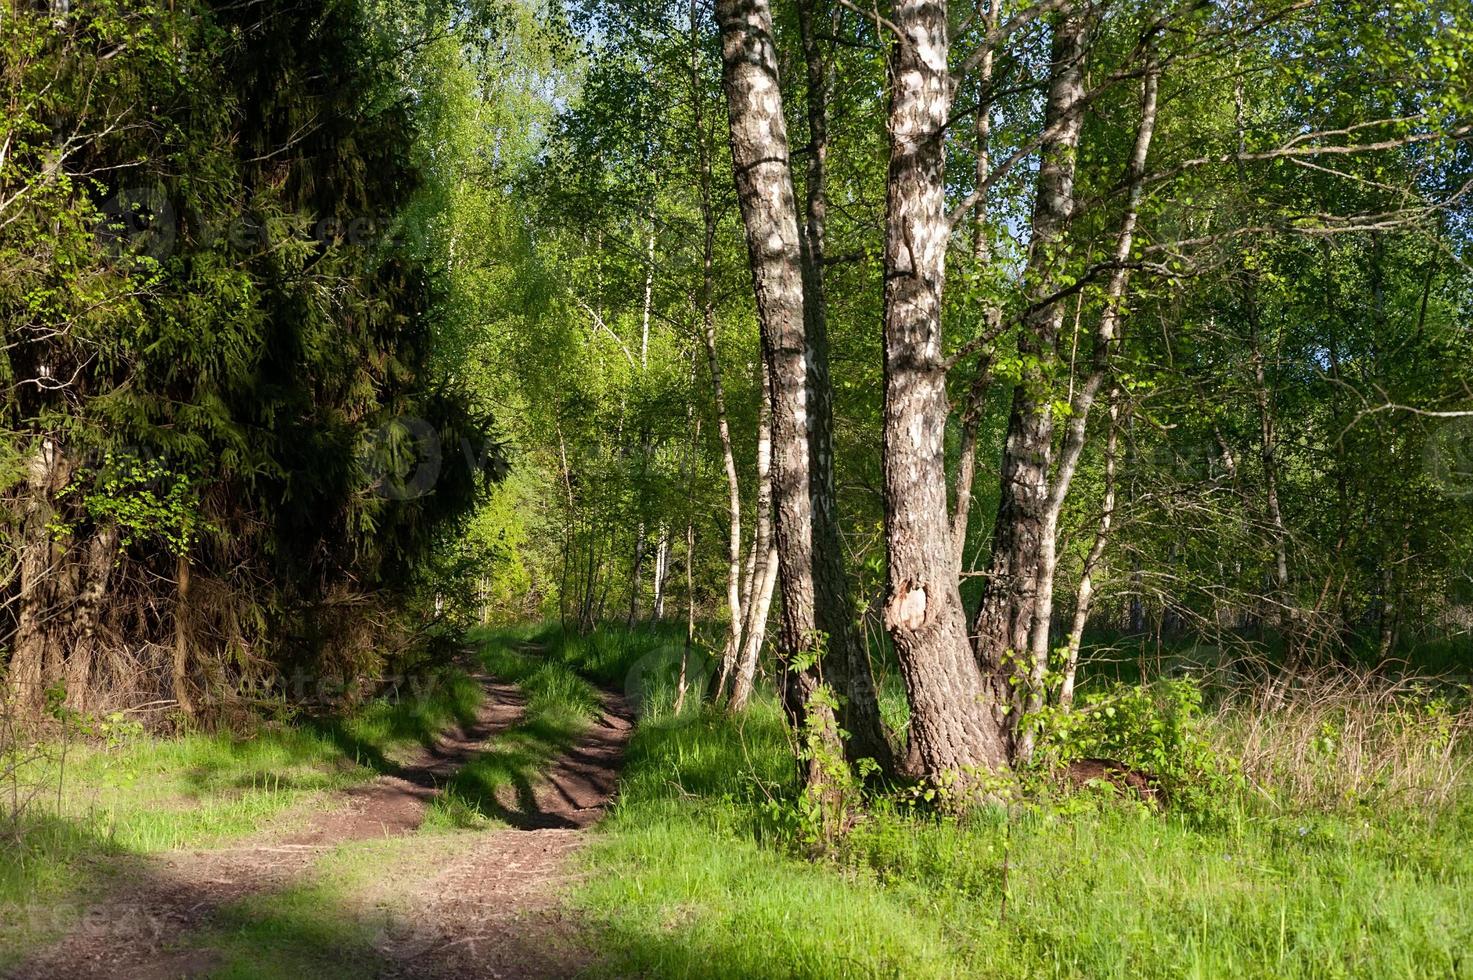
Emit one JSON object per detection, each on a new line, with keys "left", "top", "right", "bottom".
{"left": 9, "top": 438, "right": 65, "bottom": 715}
{"left": 715, "top": 0, "right": 874, "bottom": 782}
{"left": 973, "top": 7, "right": 1089, "bottom": 736}
{"left": 795, "top": 0, "right": 894, "bottom": 771}
{"left": 879, "top": 0, "right": 1009, "bottom": 779}
{"left": 66, "top": 524, "right": 120, "bottom": 712}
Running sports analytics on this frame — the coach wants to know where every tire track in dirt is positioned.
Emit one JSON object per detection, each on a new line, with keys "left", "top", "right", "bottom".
{"left": 7, "top": 678, "right": 639, "bottom": 979}
{"left": 377, "top": 689, "right": 635, "bottom": 979}
{"left": 7, "top": 676, "right": 528, "bottom": 978}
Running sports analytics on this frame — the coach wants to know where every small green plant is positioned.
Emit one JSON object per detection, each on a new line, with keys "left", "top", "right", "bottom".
{"left": 760, "top": 680, "right": 873, "bottom": 856}
{"left": 51, "top": 452, "right": 210, "bottom": 554}
{"left": 1033, "top": 677, "right": 1238, "bottom": 812}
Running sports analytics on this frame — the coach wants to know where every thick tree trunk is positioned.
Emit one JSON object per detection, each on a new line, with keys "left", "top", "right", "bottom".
{"left": 796, "top": 0, "right": 894, "bottom": 771}
{"left": 973, "top": 8, "right": 1089, "bottom": 732}
{"left": 66, "top": 524, "right": 120, "bottom": 712}
{"left": 10, "top": 439, "right": 66, "bottom": 716}
{"left": 715, "top": 0, "right": 851, "bottom": 783}
{"left": 879, "top": 0, "right": 1009, "bottom": 780}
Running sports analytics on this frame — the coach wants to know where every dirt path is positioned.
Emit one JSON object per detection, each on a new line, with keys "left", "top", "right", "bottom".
{"left": 379, "top": 691, "right": 635, "bottom": 979}
{"left": 8, "top": 681, "right": 635, "bottom": 980}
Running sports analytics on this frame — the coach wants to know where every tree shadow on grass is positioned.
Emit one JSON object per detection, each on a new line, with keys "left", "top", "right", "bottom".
{"left": 434, "top": 716, "right": 585, "bottom": 831}
{"left": 5, "top": 838, "right": 595, "bottom": 980}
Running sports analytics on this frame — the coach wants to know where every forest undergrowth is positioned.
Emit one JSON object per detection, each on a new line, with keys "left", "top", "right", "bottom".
{"left": 565, "top": 627, "right": 1473, "bottom": 979}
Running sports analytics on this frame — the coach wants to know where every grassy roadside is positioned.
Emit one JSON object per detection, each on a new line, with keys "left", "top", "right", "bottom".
{"left": 0, "top": 666, "right": 486, "bottom": 960}
{"left": 0, "top": 627, "right": 613, "bottom": 974}
{"left": 553, "top": 628, "right": 1473, "bottom": 979}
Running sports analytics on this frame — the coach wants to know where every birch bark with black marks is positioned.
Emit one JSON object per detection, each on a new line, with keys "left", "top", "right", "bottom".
{"left": 715, "top": 0, "right": 853, "bottom": 784}
{"left": 730, "top": 355, "right": 778, "bottom": 711}
{"left": 796, "top": 0, "right": 894, "bottom": 772}
{"left": 974, "top": 7, "right": 1089, "bottom": 735}
{"left": 880, "top": 0, "right": 1009, "bottom": 778}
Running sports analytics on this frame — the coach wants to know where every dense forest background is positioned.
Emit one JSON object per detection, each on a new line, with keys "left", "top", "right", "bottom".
{"left": 3, "top": 0, "right": 1470, "bottom": 742}
{"left": 5, "top": 1, "right": 1473, "bottom": 975}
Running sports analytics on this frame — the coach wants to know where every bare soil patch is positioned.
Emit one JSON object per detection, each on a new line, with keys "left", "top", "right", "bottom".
{"left": 7, "top": 681, "right": 634, "bottom": 980}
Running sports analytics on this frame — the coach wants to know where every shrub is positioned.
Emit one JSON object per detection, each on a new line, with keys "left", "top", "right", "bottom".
{"left": 1032, "top": 677, "right": 1238, "bottom": 812}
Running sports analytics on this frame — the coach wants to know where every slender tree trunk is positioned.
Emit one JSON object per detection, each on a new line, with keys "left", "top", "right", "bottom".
{"left": 1060, "top": 394, "right": 1120, "bottom": 709}
{"left": 951, "top": 0, "right": 1002, "bottom": 573}
{"left": 731, "top": 359, "right": 778, "bottom": 711}
{"left": 628, "top": 522, "right": 646, "bottom": 627}
{"left": 1249, "top": 316, "right": 1292, "bottom": 637}
{"left": 678, "top": 518, "right": 695, "bottom": 714}
{"left": 640, "top": 222, "right": 655, "bottom": 370}
{"left": 651, "top": 528, "right": 670, "bottom": 622}
{"left": 880, "top": 0, "right": 1009, "bottom": 780}
{"left": 794, "top": 0, "right": 894, "bottom": 770}
{"left": 702, "top": 306, "right": 745, "bottom": 686}
{"left": 692, "top": 19, "right": 746, "bottom": 693}
{"left": 974, "top": 8, "right": 1089, "bottom": 738}
{"left": 65, "top": 524, "right": 119, "bottom": 712}
{"left": 1016, "top": 56, "right": 1157, "bottom": 761}
{"left": 173, "top": 554, "right": 196, "bottom": 719}
{"left": 715, "top": 0, "right": 849, "bottom": 784}
{"left": 1231, "top": 65, "right": 1294, "bottom": 658}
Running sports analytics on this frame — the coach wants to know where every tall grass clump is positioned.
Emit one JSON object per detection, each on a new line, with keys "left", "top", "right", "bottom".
{"left": 1213, "top": 666, "right": 1472, "bottom": 814}
{"left": 568, "top": 629, "right": 1473, "bottom": 978}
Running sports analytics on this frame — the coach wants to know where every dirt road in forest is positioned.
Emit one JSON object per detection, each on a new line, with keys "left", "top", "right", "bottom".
{"left": 8, "top": 678, "right": 635, "bottom": 980}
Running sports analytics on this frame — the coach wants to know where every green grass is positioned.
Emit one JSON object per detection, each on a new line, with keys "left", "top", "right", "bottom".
{"left": 12, "top": 623, "right": 1469, "bottom": 978}
{"left": 0, "top": 668, "right": 486, "bottom": 960}
{"left": 424, "top": 629, "right": 604, "bottom": 828}
{"left": 557, "top": 628, "right": 1473, "bottom": 979}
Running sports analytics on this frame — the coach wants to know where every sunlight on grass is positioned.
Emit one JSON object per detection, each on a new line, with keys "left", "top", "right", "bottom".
{"left": 564, "top": 630, "right": 1473, "bottom": 979}
{"left": 0, "top": 670, "right": 486, "bottom": 963}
